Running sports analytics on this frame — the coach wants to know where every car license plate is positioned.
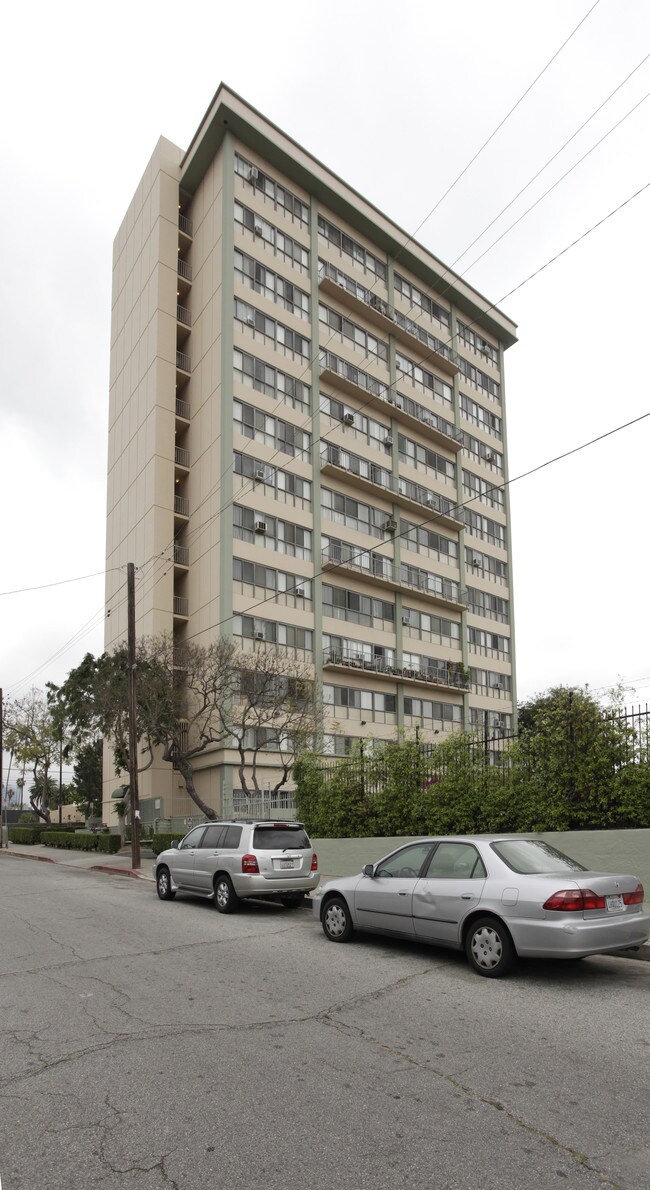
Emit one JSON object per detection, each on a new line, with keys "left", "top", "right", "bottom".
{"left": 279, "top": 859, "right": 295, "bottom": 869}
{"left": 606, "top": 894, "right": 624, "bottom": 912}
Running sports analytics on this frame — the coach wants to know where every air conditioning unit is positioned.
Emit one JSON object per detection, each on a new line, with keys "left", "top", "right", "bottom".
{"left": 255, "top": 468, "right": 266, "bottom": 482}
{"left": 492, "top": 681, "right": 502, "bottom": 690}
{"left": 246, "top": 315, "right": 255, "bottom": 326}
{"left": 342, "top": 412, "right": 354, "bottom": 426}
{"left": 394, "top": 399, "right": 402, "bottom": 410}
{"left": 401, "top": 614, "right": 410, "bottom": 626}
{"left": 254, "top": 520, "right": 267, "bottom": 534}
{"left": 384, "top": 518, "right": 397, "bottom": 533}
{"left": 485, "top": 452, "right": 495, "bottom": 463}
{"left": 254, "top": 223, "right": 264, "bottom": 237}
{"left": 384, "top": 435, "right": 393, "bottom": 447}
{"left": 248, "top": 165, "right": 259, "bottom": 183}
{"left": 255, "top": 631, "right": 265, "bottom": 641}
{"left": 294, "top": 587, "right": 305, "bottom": 598}
{"left": 472, "top": 556, "right": 482, "bottom": 566}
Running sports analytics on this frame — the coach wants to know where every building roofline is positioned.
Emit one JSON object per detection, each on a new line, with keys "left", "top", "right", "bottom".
{"left": 180, "top": 83, "right": 518, "bottom": 348}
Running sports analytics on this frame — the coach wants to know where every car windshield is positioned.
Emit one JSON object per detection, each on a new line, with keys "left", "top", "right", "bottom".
{"left": 252, "top": 825, "right": 310, "bottom": 849}
{"left": 491, "top": 839, "right": 587, "bottom": 874}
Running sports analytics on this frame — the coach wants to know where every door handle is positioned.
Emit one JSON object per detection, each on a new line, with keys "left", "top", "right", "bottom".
{"left": 460, "top": 894, "right": 473, "bottom": 900}
{"left": 398, "top": 890, "right": 408, "bottom": 896}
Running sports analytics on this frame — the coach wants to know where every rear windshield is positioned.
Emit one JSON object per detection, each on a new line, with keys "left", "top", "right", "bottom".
{"left": 491, "top": 839, "right": 587, "bottom": 875}
{"left": 252, "top": 826, "right": 310, "bottom": 850}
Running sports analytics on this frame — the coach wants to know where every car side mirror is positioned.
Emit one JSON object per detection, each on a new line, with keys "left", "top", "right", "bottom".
{"left": 362, "top": 863, "right": 375, "bottom": 877}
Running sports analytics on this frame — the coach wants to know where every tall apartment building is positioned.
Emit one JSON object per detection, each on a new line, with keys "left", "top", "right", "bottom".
{"left": 105, "top": 84, "right": 518, "bottom": 823}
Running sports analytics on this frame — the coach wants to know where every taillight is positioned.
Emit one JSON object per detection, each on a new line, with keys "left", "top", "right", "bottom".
{"left": 623, "top": 883, "right": 644, "bottom": 905}
{"left": 242, "top": 854, "right": 259, "bottom": 873}
{"left": 543, "top": 888, "right": 606, "bottom": 912}
{"left": 311, "top": 852, "right": 318, "bottom": 871}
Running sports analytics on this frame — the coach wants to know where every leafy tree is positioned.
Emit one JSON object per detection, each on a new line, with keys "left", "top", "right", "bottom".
{"left": 72, "top": 739, "right": 103, "bottom": 818}
{"left": 3, "top": 690, "right": 61, "bottom": 823}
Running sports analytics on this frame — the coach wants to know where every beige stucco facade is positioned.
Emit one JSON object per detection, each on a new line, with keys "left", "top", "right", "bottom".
{"left": 104, "top": 85, "right": 518, "bottom": 827}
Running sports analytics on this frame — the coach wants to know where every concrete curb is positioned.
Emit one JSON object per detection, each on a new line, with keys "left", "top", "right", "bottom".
{"left": 88, "top": 864, "right": 154, "bottom": 881}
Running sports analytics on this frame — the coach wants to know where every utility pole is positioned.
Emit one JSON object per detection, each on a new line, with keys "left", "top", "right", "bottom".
{"left": 0, "top": 687, "right": 5, "bottom": 848}
{"left": 127, "top": 564, "right": 141, "bottom": 869}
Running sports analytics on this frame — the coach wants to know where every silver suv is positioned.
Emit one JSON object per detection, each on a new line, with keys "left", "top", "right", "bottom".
{"left": 154, "top": 820, "right": 319, "bottom": 912}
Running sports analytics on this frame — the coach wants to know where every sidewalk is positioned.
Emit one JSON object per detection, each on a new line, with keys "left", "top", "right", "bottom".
{"left": 1, "top": 842, "right": 648, "bottom": 963}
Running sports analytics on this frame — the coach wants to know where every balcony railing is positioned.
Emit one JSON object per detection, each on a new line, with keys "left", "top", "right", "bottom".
{"left": 318, "top": 261, "right": 459, "bottom": 371}
{"left": 177, "top": 258, "right": 192, "bottom": 281}
{"left": 323, "top": 647, "right": 468, "bottom": 689}
{"left": 174, "top": 494, "right": 189, "bottom": 517}
{"left": 178, "top": 213, "right": 193, "bottom": 237}
{"left": 175, "top": 445, "right": 190, "bottom": 468}
{"left": 175, "top": 397, "right": 190, "bottom": 420}
{"left": 321, "top": 441, "right": 459, "bottom": 524}
{"left": 322, "top": 543, "right": 396, "bottom": 583}
{"left": 320, "top": 351, "right": 388, "bottom": 401}
{"left": 321, "top": 543, "right": 465, "bottom": 607}
{"left": 177, "top": 304, "right": 191, "bottom": 326}
{"left": 174, "top": 544, "right": 189, "bottom": 566}
{"left": 176, "top": 350, "right": 191, "bottom": 373}
{"left": 173, "top": 595, "right": 189, "bottom": 617}
{"left": 321, "top": 442, "right": 392, "bottom": 491}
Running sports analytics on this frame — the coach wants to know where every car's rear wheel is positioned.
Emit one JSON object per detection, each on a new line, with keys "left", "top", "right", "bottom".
{"left": 156, "top": 867, "right": 175, "bottom": 901}
{"left": 465, "top": 916, "right": 515, "bottom": 977}
{"left": 214, "top": 874, "right": 240, "bottom": 914}
{"left": 322, "top": 895, "right": 353, "bottom": 942}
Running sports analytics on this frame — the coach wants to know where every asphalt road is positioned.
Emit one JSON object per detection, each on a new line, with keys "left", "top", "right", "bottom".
{"left": 0, "top": 859, "right": 648, "bottom": 1190}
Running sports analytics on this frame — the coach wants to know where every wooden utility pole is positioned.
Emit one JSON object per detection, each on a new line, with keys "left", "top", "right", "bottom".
{"left": 127, "top": 564, "right": 141, "bottom": 869}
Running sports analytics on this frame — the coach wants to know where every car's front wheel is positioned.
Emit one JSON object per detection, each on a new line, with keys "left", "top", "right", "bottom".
{"left": 465, "top": 916, "right": 515, "bottom": 977}
{"left": 214, "top": 874, "right": 240, "bottom": 914}
{"left": 156, "top": 867, "right": 175, "bottom": 901}
{"left": 322, "top": 895, "right": 353, "bottom": 942}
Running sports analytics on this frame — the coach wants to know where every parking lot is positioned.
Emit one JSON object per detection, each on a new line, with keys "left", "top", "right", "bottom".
{"left": 1, "top": 856, "right": 648, "bottom": 1190}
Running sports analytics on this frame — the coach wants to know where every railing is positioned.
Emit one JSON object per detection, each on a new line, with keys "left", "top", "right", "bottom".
{"left": 176, "top": 350, "right": 191, "bottom": 372}
{"left": 318, "top": 260, "right": 458, "bottom": 365}
{"left": 175, "top": 398, "right": 190, "bottom": 420}
{"left": 173, "top": 595, "right": 189, "bottom": 617}
{"left": 174, "top": 494, "right": 189, "bottom": 517}
{"left": 174, "top": 544, "right": 189, "bottom": 566}
{"left": 177, "top": 304, "right": 191, "bottom": 326}
{"left": 223, "top": 789, "right": 297, "bottom": 820}
{"left": 175, "top": 445, "right": 190, "bottom": 468}
{"left": 400, "top": 565, "right": 464, "bottom": 604}
{"left": 323, "top": 648, "right": 468, "bottom": 688}
{"left": 178, "top": 213, "right": 193, "bottom": 236}
{"left": 320, "top": 351, "right": 388, "bottom": 401}
{"left": 177, "top": 258, "right": 192, "bottom": 281}
{"left": 321, "top": 442, "right": 392, "bottom": 491}
{"left": 397, "top": 477, "right": 459, "bottom": 519}
{"left": 321, "top": 544, "right": 395, "bottom": 583}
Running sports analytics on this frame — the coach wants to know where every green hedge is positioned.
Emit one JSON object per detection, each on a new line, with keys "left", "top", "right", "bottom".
{"left": 9, "top": 827, "right": 42, "bottom": 845}
{"left": 96, "top": 834, "right": 121, "bottom": 854}
{"left": 152, "top": 832, "right": 182, "bottom": 856}
{"left": 44, "top": 832, "right": 99, "bottom": 851}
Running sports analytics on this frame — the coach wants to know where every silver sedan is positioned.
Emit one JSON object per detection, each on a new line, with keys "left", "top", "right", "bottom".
{"left": 312, "top": 836, "right": 650, "bottom": 977}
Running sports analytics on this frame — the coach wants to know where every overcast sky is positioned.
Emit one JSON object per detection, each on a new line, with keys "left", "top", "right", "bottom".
{"left": 1, "top": 0, "right": 649, "bottom": 723}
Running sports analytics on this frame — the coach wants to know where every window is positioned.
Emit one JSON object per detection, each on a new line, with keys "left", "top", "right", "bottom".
{"left": 402, "top": 520, "right": 458, "bottom": 563}
{"left": 467, "top": 626, "right": 510, "bottom": 657}
{"left": 234, "top": 200, "right": 310, "bottom": 271}
{"left": 395, "top": 352, "right": 453, "bottom": 407}
{"left": 234, "top": 452, "right": 311, "bottom": 506}
{"left": 322, "top": 584, "right": 394, "bottom": 628}
{"left": 459, "top": 431, "right": 503, "bottom": 471}
{"left": 424, "top": 842, "right": 486, "bottom": 879}
{"left": 470, "top": 668, "right": 511, "bottom": 694}
{"left": 460, "top": 393, "right": 502, "bottom": 438}
{"left": 458, "top": 355, "right": 500, "bottom": 401}
{"left": 465, "top": 547, "right": 508, "bottom": 582}
{"left": 323, "top": 684, "right": 396, "bottom": 716}
{"left": 394, "top": 273, "right": 450, "bottom": 329}
{"left": 456, "top": 321, "right": 499, "bottom": 368}
{"left": 462, "top": 469, "right": 504, "bottom": 510}
{"left": 200, "top": 825, "right": 226, "bottom": 849}
{"left": 234, "top": 152, "right": 310, "bottom": 224}
{"left": 403, "top": 698, "right": 463, "bottom": 726}
{"left": 400, "top": 562, "right": 460, "bottom": 603}
{"left": 318, "top": 216, "right": 386, "bottom": 280}
{"left": 398, "top": 434, "right": 455, "bottom": 482}
{"left": 319, "top": 303, "right": 388, "bottom": 362}
{"left": 321, "top": 442, "right": 392, "bottom": 491}
{"left": 491, "top": 839, "right": 586, "bottom": 875}
{"left": 320, "top": 351, "right": 388, "bottom": 401}
{"left": 397, "top": 477, "right": 458, "bottom": 519}
{"left": 235, "top": 250, "right": 310, "bottom": 319}
{"left": 320, "top": 395, "right": 390, "bottom": 450}
{"left": 179, "top": 826, "right": 206, "bottom": 849}
{"left": 234, "top": 557, "right": 312, "bottom": 601}
{"left": 466, "top": 587, "right": 509, "bottom": 623}
{"left": 233, "top": 507, "right": 312, "bottom": 561}
{"left": 234, "top": 348, "right": 310, "bottom": 412}
{"left": 321, "top": 488, "right": 392, "bottom": 538}
{"left": 234, "top": 401, "right": 311, "bottom": 460}
{"left": 375, "top": 843, "right": 434, "bottom": 879}
{"left": 402, "top": 607, "right": 460, "bottom": 645}
{"left": 233, "top": 614, "right": 313, "bottom": 652}
{"left": 234, "top": 299, "right": 310, "bottom": 359}
{"left": 463, "top": 509, "right": 506, "bottom": 548}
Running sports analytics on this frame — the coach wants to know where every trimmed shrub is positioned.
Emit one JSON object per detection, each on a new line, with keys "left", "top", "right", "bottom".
{"left": 44, "top": 832, "right": 98, "bottom": 851}
{"left": 9, "top": 827, "right": 42, "bottom": 845}
{"left": 96, "top": 834, "right": 121, "bottom": 854}
{"left": 152, "top": 832, "right": 182, "bottom": 856}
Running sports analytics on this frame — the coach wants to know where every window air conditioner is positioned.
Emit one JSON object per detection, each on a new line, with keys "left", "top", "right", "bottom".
{"left": 401, "top": 614, "right": 410, "bottom": 626}
{"left": 294, "top": 587, "right": 305, "bottom": 598}
{"left": 246, "top": 315, "right": 255, "bottom": 326}
{"left": 248, "top": 165, "right": 259, "bottom": 183}
{"left": 254, "top": 520, "right": 267, "bottom": 534}
{"left": 384, "top": 518, "right": 397, "bottom": 533}
{"left": 255, "top": 468, "right": 266, "bottom": 482}
{"left": 384, "top": 435, "right": 393, "bottom": 447}
{"left": 255, "top": 631, "right": 265, "bottom": 641}
{"left": 342, "top": 412, "right": 354, "bottom": 426}
{"left": 254, "top": 223, "right": 264, "bottom": 237}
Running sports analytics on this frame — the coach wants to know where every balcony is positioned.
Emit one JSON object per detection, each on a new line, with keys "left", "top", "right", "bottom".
{"left": 175, "top": 445, "right": 190, "bottom": 471}
{"left": 174, "top": 494, "right": 189, "bottom": 521}
{"left": 176, "top": 350, "right": 191, "bottom": 374}
{"left": 321, "top": 351, "right": 462, "bottom": 453}
{"left": 178, "top": 213, "right": 193, "bottom": 240}
{"left": 175, "top": 397, "right": 190, "bottom": 423}
{"left": 173, "top": 544, "right": 189, "bottom": 569}
{"left": 320, "top": 441, "right": 461, "bottom": 530}
{"left": 177, "top": 303, "right": 191, "bottom": 328}
{"left": 321, "top": 544, "right": 465, "bottom": 610}
{"left": 322, "top": 647, "right": 468, "bottom": 691}
{"left": 177, "top": 256, "right": 192, "bottom": 298}
{"left": 318, "top": 261, "right": 459, "bottom": 376}
{"left": 173, "top": 595, "right": 189, "bottom": 620}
